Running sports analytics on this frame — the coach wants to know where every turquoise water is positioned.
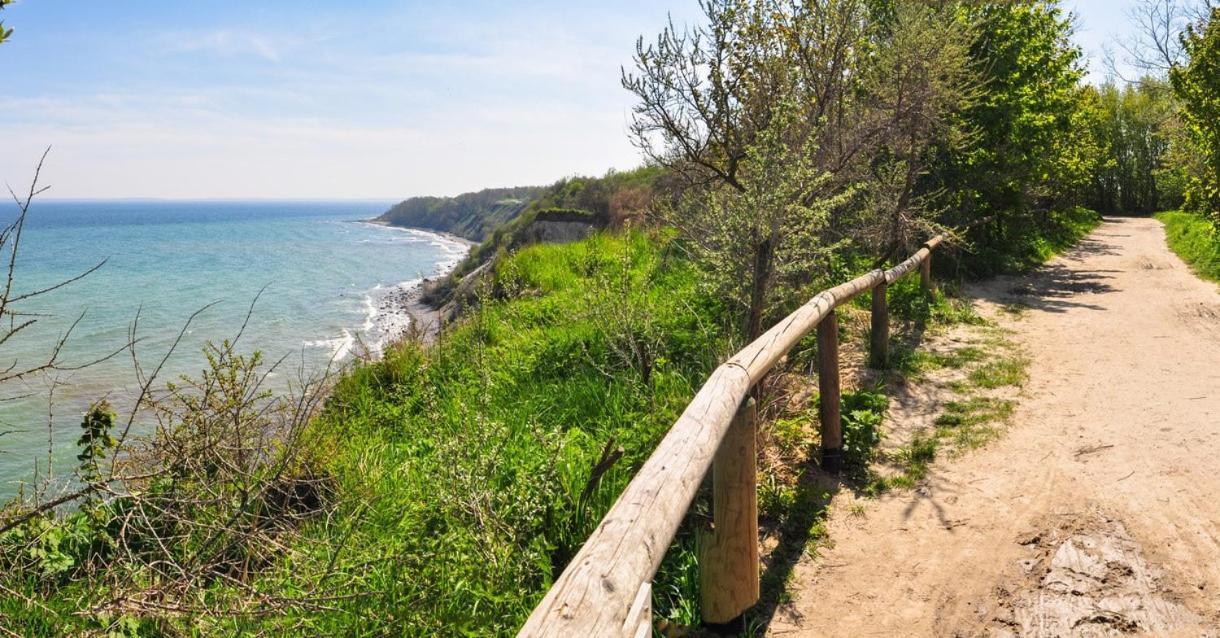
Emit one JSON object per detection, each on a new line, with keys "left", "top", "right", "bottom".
{"left": 0, "top": 201, "right": 467, "bottom": 493}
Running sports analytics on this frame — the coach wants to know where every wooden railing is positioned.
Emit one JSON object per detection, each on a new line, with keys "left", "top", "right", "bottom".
{"left": 518, "top": 220, "right": 992, "bottom": 636}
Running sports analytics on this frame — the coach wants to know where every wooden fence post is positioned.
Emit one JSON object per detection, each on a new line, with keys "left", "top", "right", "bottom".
{"left": 817, "top": 311, "right": 842, "bottom": 472}
{"left": 699, "top": 397, "right": 759, "bottom": 627}
{"left": 870, "top": 282, "right": 889, "bottom": 369}
{"left": 920, "top": 253, "right": 933, "bottom": 293}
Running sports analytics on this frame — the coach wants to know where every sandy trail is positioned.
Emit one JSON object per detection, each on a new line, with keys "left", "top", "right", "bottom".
{"left": 768, "top": 217, "right": 1220, "bottom": 637}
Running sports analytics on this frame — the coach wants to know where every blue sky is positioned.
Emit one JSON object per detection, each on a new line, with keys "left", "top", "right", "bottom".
{"left": 1, "top": 1, "right": 1146, "bottom": 199}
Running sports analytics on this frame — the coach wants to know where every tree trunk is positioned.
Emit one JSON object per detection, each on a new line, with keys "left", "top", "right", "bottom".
{"left": 746, "top": 237, "right": 773, "bottom": 343}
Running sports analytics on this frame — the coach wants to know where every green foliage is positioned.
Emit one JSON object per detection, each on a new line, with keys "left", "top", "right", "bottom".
{"left": 76, "top": 401, "right": 117, "bottom": 488}
{"left": 1171, "top": 8, "right": 1220, "bottom": 220}
{"left": 1083, "top": 79, "right": 1179, "bottom": 213}
{"left": 924, "top": 1, "right": 1103, "bottom": 275}
{"left": 839, "top": 390, "right": 887, "bottom": 473}
{"left": 0, "top": 0, "right": 11, "bottom": 44}
{"left": 951, "top": 2, "right": 1086, "bottom": 214}
{"left": 965, "top": 206, "right": 1101, "bottom": 276}
{"left": 1156, "top": 210, "right": 1220, "bottom": 281}
{"left": 886, "top": 275, "right": 984, "bottom": 327}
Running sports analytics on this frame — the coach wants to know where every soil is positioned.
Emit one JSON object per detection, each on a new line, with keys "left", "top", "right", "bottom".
{"left": 767, "top": 217, "right": 1220, "bottom": 637}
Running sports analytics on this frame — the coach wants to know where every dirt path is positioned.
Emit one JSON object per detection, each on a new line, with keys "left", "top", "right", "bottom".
{"left": 768, "top": 217, "right": 1220, "bottom": 637}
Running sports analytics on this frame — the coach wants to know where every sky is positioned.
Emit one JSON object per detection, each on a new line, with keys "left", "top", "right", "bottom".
{"left": 1, "top": 1, "right": 1148, "bottom": 200}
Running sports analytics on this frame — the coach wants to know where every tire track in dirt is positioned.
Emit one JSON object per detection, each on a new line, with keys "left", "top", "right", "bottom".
{"left": 768, "top": 217, "right": 1220, "bottom": 637}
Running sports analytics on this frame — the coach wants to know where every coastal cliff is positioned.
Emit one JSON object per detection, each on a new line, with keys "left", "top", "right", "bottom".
{"left": 375, "top": 185, "right": 542, "bottom": 241}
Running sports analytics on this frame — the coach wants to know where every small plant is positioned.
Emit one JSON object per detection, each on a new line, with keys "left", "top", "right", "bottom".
{"left": 839, "top": 390, "right": 887, "bottom": 473}
{"left": 76, "top": 401, "right": 117, "bottom": 490}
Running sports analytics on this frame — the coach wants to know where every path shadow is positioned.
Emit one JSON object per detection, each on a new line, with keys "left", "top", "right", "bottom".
{"left": 972, "top": 260, "right": 1119, "bottom": 314}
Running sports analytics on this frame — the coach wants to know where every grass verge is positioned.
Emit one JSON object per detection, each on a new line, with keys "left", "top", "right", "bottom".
{"left": 1156, "top": 210, "right": 1220, "bottom": 283}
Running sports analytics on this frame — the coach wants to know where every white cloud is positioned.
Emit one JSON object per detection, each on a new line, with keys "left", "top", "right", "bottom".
{"left": 3, "top": 2, "right": 707, "bottom": 199}
{"left": 0, "top": 91, "right": 638, "bottom": 199}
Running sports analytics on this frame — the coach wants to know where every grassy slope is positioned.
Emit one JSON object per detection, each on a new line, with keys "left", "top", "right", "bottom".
{"left": 1156, "top": 210, "right": 1220, "bottom": 283}
{"left": 244, "top": 231, "right": 726, "bottom": 635}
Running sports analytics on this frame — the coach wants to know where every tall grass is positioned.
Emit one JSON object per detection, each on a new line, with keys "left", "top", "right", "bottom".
{"left": 1157, "top": 210, "right": 1220, "bottom": 283}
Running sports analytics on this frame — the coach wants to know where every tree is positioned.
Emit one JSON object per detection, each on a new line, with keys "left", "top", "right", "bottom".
{"left": 1111, "top": 0, "right": 1217, "bottom": 79}
{"left": 1085, "top": 79, "right": 1178, "bottom": 213}
{"left": 624, "top": 0, "right": 864, "bottom": 340}
{"left": 625, "top": 0, "right": 977, "bottom": 339}
{"left": 931, "top": 2, "right": 1087, "bottom": 225}
{"left": 1170, "top": 7, "right": 1220, "bottom": 219}
{"left": 848, "top": 2, "right": 976, "bottom": 260}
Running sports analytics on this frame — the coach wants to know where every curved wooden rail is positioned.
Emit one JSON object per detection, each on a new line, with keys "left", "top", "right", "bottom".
{"left": 519, "top": 219, "right": 992, "bottom": 636}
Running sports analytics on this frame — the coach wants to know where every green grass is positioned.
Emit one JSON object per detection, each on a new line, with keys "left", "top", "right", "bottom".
{"left": 277, "top": 231, "right": 726, "bottom": 634}
{"left": 934, "top": 397, "right": 1015, "bottom": 449}
{"left": 1156, "top": 210, "right": 1220, "bottom": 283}
{"left": 893, "top": 345, "right": 987, "bottom": 379}
{"left": 870, "top": 394, "right": 1015, "bottom": 494}
{"left": 965, "top": 354, "right": 1028, "bottom": 389}
{"left": 870, "top": 327, "right": 1026, "bottom": 495}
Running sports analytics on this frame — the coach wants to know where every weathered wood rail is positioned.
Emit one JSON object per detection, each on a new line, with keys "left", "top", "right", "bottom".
{"left": 519, "top": 219, "right": 993, "bottom": 636}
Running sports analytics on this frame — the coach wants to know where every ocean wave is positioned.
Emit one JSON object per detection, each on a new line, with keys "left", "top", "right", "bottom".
{"left": 355, "top": 277, "right": 426, "bottom": 357}
{"left": 303, "top": 329, "right": 356, "bottom": 361}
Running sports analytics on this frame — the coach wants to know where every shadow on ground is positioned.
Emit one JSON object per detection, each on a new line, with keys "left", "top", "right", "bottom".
{"left": 971, "top": 232, "right": 1121, "bottom": 314}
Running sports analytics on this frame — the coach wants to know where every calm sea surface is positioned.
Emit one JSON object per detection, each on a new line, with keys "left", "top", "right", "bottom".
{"left": 0, "top": 201, "right": 467, "bottom": 494}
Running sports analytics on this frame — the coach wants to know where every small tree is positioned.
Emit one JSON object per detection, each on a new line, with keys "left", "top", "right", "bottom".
{"left": 625, "top": 0, "right": 869, "bottom": 339}
{"left": 76, "top": 401, "right": 117, "bottom": 488}
{"left": 665, "top": 101, "right": 847, "bottom": 340}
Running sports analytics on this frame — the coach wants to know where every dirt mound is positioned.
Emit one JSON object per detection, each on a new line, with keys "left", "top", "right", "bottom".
{"left": 989, "top": 508, "right": 1209, "bottom": 637}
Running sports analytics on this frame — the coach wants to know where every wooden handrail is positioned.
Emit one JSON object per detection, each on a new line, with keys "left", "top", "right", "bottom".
{"left": 518, "top": 218, "right": 992, "bottom": 636}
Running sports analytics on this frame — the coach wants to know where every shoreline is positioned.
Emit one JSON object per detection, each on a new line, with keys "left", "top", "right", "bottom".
{"left": 357, "top": 220, "right": 473, "bottom": 348}
{"left": 357, "top": 219, "right": 479, "bottom": 248}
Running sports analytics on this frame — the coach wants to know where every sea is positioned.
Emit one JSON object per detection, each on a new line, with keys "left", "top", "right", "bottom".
{"left": 0, "top": 200, "right": 468, "bottom": 495}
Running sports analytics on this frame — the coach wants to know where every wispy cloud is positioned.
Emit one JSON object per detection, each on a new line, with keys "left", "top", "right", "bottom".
{"left": 156, "top": 29, "right": 300, "bottom": 62}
